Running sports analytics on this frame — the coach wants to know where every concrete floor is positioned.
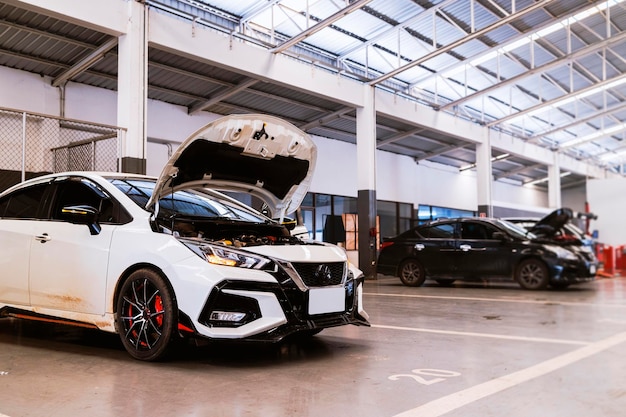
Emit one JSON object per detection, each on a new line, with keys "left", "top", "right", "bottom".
{"left": 1, "top": 275, "right": 625, "bottom": 417}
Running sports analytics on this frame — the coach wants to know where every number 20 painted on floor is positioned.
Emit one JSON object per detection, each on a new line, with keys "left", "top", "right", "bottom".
{"left": 388, "top": 368, "right": 461, "bottom": 385}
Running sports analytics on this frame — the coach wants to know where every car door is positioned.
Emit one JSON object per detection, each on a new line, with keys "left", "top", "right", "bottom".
{"left": 28, "top": 177, "right": 115, "bottom": 315}
{"left": 455, "top": 220, "right": 511, "bottom": 277}
{"left": 0, "top": 182, "right": 50, "bottom": 306}
{"left": 412, "top": 222, "right": 458, "bottom": 276}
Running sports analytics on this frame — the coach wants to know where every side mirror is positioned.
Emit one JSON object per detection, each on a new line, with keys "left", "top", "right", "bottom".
{"left": 61, "top": 205, "right": 101, "bottom": 235}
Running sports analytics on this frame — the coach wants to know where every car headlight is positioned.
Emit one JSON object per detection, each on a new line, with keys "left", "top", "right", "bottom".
{"left": 580, "top": 246, "right": 593, "bottom": 255}
{"left": 545, "top": 244, "right": 577, "bottom": 261}
{"left": 181, "top": 240, "right": 272, "bottom": 269}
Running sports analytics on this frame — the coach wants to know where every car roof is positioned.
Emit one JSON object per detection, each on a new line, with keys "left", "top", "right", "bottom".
{"left": 425, "top": 217, "right": 501, "bottom": 225}
{"left": 0, "top": 171, "right": 155, "bottom": 196}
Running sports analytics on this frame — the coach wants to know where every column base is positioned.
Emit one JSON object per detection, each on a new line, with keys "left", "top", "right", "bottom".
{"left": 358, "top": 189, "right": 377, "bottom": 279}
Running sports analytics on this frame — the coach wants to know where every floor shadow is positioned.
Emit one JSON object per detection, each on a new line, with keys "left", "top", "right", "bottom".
{"left": 0, "top": 317, "right": 367, "bottom": 367}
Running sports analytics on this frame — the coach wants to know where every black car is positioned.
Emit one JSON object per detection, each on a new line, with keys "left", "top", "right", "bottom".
{"left": 376, "top": 217, "right": 597, "bottom": 290}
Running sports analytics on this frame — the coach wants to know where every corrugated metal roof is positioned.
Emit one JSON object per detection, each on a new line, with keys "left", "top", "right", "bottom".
{"left": 1, "top": 0, "right": 625, "bottom": 190}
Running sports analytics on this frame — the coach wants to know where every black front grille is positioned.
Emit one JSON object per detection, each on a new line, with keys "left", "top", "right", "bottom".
{"left": 291, "top": 262, "right": 345, "bottom": 287}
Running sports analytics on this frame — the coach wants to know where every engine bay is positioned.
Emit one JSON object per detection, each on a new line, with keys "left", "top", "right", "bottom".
{"left": 157, "top": 217, "right": 305, "bottom": 247}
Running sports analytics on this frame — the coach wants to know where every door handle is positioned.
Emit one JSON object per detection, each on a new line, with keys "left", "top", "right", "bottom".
{"left": 414, "top": 243, "right": 425, "bottom": 251}
{"left": 34, "top": 233, "right": 50, "bottom": 243}
{"left": 459, "top": 244, "right": 486, "bottom": 252}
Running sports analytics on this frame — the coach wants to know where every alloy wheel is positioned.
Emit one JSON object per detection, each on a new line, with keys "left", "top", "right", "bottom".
{"left": 117, "top": 269, "right": 176, "bottom": 361}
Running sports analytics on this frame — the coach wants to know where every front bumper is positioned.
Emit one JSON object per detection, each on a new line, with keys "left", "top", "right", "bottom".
{"left": 548, "top": 258, "right": 597, "bottom": 285}
{"left": 187, "top": 268, "right": 370, "bottom": 343}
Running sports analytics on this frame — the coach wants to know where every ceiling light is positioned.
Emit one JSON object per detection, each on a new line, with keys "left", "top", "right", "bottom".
{"left": 555, "top": 77, "right": 626, "bottom": 108}
{"left": 505, "top": 74, "right": 626, "bottom": 125}
{"left": 559, "top": 123, "right": 626, "bottom": 149}
{"left": 459, "top": 153, "right": 510, "bottom": 171}
{"left": 600, "top": 149, "right": 626, "bottom": 161}
{"left": 426, "top": 0, "right": 625, "bottom": 85}
{"left": 524, "top": 171, "right": 571, "bottom": 186}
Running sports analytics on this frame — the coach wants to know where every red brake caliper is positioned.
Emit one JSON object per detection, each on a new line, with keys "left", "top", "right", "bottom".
{"left": 154, "top": 295, "right": 164, "bottom": 327}
{"left": 127, "top": 303, "right": 139, "bottom": 341}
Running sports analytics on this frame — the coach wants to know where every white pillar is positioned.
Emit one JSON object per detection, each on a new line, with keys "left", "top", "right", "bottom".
{"left": 356, "top": 86, "right": 377, "bottom": 278}
{"left": 476, "top": 128, "right": 493, "bottom": 217}
{"left": 117, "top": 0, "right": 147, "bottom": 174}
{"left": 548, "top": 153, "right": 561, "bottom": 208}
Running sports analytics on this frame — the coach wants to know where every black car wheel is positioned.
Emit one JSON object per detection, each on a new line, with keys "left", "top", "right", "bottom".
{"left": 435, "top": 279, "right": 455, "bottom": 287}
{"left": 399, "top": 259, "right": 426, "bottom": 287}
{"left": 116, "top": 268, "right": 177, "bottom": 361}
{"left": 515, "top": 259, "right": 549, "bottom": 290}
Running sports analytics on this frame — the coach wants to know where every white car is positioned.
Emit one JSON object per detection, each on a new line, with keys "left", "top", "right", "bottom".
{"left": 0, "top": 114, "right": 369, "bottom": 361}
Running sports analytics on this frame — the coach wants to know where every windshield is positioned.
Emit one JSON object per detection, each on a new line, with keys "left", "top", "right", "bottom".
{"left": 496, "top": 219, "right": 536, "bottom": 240}
{"left": 109, "top": 178, "right": 268, "bottom": 223}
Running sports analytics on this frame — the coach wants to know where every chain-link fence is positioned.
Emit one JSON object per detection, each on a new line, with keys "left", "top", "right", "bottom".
{"left": 0, "top": 108, "right": 125, "bottom": 192}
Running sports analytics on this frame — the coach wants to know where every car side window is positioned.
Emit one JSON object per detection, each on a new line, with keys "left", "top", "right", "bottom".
{"left": 483, "top": 224, "right": 501, "bottom": 239}
{"left": 51, "top": 179, "right": 118, "bottom": 224}
{"left": 460, "top": 222, "right": 499, "bottom": 239}
{"left": 460, "top": 222, "right": 488, "bottom": 239}
{"left": 417, "top": 223, "right": 455, "bottom": 238}
{"left": 0, "top": 183, "right": 49, "bottom": 219}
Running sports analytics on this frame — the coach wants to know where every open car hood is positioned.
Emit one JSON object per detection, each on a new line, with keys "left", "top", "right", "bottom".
{"left": 146, "top": 114, "right": 317, "bottom": 218}
{"left": 530, "top": 207, "right": 573, "bottom": 236}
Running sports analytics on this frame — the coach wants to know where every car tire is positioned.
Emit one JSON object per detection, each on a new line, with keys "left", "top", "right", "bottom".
{"left": 515, "top": 258, "right": 549, "bottom": 290}
{"left": 398, "top": 259, "right": 426, "bottom": 287}
{"left": 435, "top": 279, "right": 455, "bottom": 287}
{"left": 116, "top": 268, "right": 177, "bottom": 361}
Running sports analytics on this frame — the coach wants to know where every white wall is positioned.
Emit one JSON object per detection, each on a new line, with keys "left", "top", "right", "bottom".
{"left": 308, "top": 136, "right": 358, "bottom": 197}
{"left": 0, "top": 67, "right": 59, "bottom": 115}
{"left": 415, "top": 161, "right": 478, "bottom": 210}
{"left": 65, "top": 82, "right": 117, "bottom": 125}
{"left": 311, "top": 135, "right": 493, "bottom": 211}
{"left": 587, "top": 178, "right": 626, "bottom": 246}
{"left": 2, "top": 65, "right": 560, "bottom": 216}
{"left": 562, "top": 184, "right": 587, "bottom": 213}
{"left": 493, "top": 181, "right": 548, "bottom": 208}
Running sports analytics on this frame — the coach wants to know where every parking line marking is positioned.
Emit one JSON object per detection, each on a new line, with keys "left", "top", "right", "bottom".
{"left": 392, "top": 331, "right": 626, "bottom": 417}
{"left": 372, "top": 324, "right": 590, "bottom": 345}
{"left": 365, "top": 292, "right": 626, "bottom": 308}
